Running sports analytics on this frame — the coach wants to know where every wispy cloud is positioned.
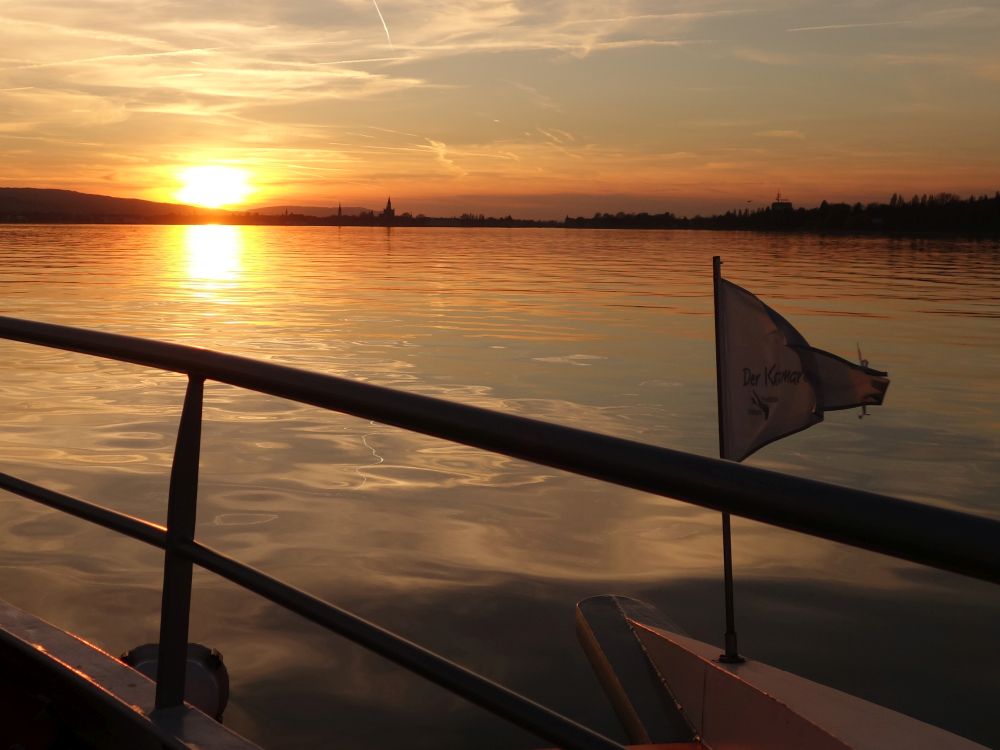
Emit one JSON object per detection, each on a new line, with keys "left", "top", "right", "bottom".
{"left": 787, "top": 21, "right": 905, "bottom": 33}
{"left": 556, "top": 10, "right": 750, "bottom": 28}
{"left": 0, "top": 15, "right": 176, "bottom": 51}
{"left": 3, "top": 0, "right": 724, "bottom": 129}
{"left": 423, "top": 139, "right": 467, "bottom": 177}
{"left": 13, "top": 47, "right": 217, "bottom": 71}
{"left": 535, "top": 127, "right": 583, "bottom": 160}
{"left": 877, "top": 52, "right": 1000, "bottom": 82}
{"left": 0, "top": 87, "right": 128, "bottom": 129}
{"left": 378, "top": 0, "right": 720, "bottom": 59}
{"left": 913, "top": 6, "right": 1000, "bottom": 27}
{"left": 370, "top": 0, "right": 393, "bottom": 48}
{"left": 508, "top": 81, "right": 560, "bottom": 111}
{"left": 788, "top": 6, "right": 1000, "bottom": 33}
{"left": 755, "top": 130, "right": 806, "bottom": 140}
{"left": 732, "top": 48, "right": 798, "bottom": 66}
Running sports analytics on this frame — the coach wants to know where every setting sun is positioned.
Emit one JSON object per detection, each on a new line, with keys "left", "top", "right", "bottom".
{"left": 175, "top": 166, "right": 252, "bottom": 208}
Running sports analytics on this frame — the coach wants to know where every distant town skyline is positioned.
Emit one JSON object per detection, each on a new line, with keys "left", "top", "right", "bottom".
{"left": 2, "top": 1, "right": 998, "bottom": 219}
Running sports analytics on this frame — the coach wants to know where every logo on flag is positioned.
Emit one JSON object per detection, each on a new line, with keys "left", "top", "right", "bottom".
{"left": 714, "top": 261, "right": 889, "bottom": 462}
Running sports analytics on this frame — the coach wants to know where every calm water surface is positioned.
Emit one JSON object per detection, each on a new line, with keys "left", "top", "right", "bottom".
{"left": 0, "top": 225, "right": 998, "bottom": 747}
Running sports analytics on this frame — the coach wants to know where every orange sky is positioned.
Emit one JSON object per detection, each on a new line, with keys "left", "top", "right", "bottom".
{"left": 2, "top": 1, "right": 998, "bottom": 218}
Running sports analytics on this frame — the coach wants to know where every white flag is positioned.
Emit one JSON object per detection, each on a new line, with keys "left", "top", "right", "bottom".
{"left": 715, "top": 275, "right": 889, "bottom": 462}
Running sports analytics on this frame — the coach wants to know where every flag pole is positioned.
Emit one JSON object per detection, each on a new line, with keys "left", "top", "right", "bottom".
{"left": 713, "top": 255, "right": 744, "bottom": 664}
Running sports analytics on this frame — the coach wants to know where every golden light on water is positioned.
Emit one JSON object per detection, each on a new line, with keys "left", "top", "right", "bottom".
{"left": 185, "top": 225, "right": 242, "bottom": 282}
{"left": 176, "top": 166, "right": 253, "bottom": 208}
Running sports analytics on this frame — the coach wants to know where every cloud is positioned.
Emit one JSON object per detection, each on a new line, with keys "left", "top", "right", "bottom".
{"left": 0, "top": 0, "right": 727, "bottom": 120}
{"left": 912, "top": 6, "right": 1000, "bottom": 28}
{"left": 876, "top": 52, "right": 1000, "bottom": 82}
{"left": 787, "top": 21, "right": 905, "bottom": 33}
{"left": 0, "top": 14, "right": 176, "bottom": 51}
{"left": 375, "top": 0, "right": 721, "bottom": 59}
{"left": 536, "top": 127, "right": 574, "bottom": 144}
{"left": 755, "top": 130, "right": 806, "bottom": 140}
{"left": 13, "top": 47, "right": 217, "bottom": 72}
{"left": 508, "top": 81, "right": 561, "bottom": 111}
{"left": 731, "top": 48, "right": 798, "bottom": 66}
{"left": 423, "top": 139, "right": 468, "bottom": 177}
{"left": 555, "top": 10, "right": 751, "bottom": 28}
{"left": 0, "top": 87, "right": 129, "bottom": 130}
{"left": 787, "top": 6, "right": 1000, "bottom": 33}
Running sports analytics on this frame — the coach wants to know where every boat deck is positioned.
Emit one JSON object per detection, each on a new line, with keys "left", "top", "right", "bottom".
{"left": 0, "top": 599, "right": 259, "bottom": 750}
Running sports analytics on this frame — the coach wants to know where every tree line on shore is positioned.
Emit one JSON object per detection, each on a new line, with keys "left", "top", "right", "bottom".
{"left": 217, "top": 192, "right": 1000, "bottom": 233}
{"left": 564, "top": 192, "right": 1000, "bottom": 233}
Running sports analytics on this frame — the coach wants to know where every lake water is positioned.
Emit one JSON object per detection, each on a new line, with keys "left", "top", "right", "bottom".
{"left": 0, "top": 225, "right": 998, "bottom": 748}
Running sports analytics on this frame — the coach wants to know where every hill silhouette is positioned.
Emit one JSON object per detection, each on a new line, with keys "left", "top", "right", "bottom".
{"left": 0, "top": 188, "right": 376, "bottom": 224}
{"left": 0, "top": 187, "right": 222, "bottom": 221}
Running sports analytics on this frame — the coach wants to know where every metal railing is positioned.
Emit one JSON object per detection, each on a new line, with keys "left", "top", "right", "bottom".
{"left": 0, "top": 315, "right": 998, "bottom": 749}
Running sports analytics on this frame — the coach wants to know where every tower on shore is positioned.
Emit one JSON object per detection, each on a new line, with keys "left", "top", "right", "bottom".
{"left": 771, "top": 192, "right": 793, "bottom": 211}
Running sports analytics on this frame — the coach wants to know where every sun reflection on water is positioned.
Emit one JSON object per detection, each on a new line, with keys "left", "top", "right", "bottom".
{"left": 185, "top": 225, "right": 243, "bottom": 282}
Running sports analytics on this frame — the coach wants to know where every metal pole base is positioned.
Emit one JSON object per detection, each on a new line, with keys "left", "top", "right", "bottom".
{"left": 718, "top": 631, "right": 745, "bottom": 664}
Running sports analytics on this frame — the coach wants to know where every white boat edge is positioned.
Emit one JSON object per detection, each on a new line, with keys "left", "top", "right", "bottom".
{"left": 577, "top": 595, "right": 988, "bottom": 750}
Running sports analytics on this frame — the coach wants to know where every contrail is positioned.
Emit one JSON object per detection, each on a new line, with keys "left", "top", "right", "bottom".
{"left": 371, "top": 0, "right": 393, "bottom": 47}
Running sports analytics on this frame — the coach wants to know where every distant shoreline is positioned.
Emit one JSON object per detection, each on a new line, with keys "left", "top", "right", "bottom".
{"left": 2, "top": 188, "right": 997, "bottom": 236}
{"left": 2, "top": 218, "right": 998, "bottom": 239}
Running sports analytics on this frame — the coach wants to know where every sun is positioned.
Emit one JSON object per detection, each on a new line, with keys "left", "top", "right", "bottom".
{"left": 176, "top": 166, "right": 253, "bottom": 208}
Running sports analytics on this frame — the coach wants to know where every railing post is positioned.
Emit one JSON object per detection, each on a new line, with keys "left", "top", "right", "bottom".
{"left": 154, "top": 374, "right": 204, "bottom": 710}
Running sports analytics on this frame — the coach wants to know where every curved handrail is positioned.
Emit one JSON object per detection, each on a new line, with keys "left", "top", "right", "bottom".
{"left": 1, "top": 313, "right": 999, "bottom": 750}
{"left": 1, "top": 314, "right": 998, "bottom": 585}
